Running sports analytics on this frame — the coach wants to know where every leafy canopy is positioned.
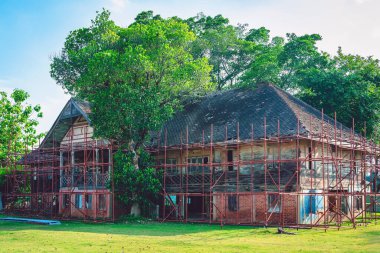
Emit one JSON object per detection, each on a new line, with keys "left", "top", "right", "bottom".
{"left": 185, "top": 13, "right": 252, "bottom": 90}
{"left": 51, "top": 10, "right": 213, "bottom": 153}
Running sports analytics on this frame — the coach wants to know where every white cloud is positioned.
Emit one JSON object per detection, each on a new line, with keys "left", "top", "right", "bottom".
{"left": 107, "top": 0, "right": 129, "bottom": 12}
{"left": 354, "top": 0, "right": 372, "bottom": 4}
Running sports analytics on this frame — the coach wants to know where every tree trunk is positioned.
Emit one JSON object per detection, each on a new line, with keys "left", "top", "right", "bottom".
{"left": 130, "top": 202, "right": 141, "bottom": 216}
{"left": 128, "top": 140, "right": 139, "bottom": 170}
{"left": 128, "top": 140, "right": 140, "bottom": 215}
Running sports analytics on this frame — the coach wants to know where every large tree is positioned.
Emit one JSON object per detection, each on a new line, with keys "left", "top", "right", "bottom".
{"left": 50, "top": 10, "right": 213, "bottom": 166}
{"left": 239, "top": 31, "right": 380, "bottom": 137}
{"left": 296, "top": 49, "right": 380, "bottom": 136}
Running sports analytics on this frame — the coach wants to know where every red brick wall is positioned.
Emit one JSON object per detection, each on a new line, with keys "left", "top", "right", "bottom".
{"left": 213, "top": 194, "right": 255, "bottom": 224}
{"left": 255, "top": 194, "right": 297, "bottom": 225}
{"left": 214, "top": 193, "right": 297, "bottom": 225}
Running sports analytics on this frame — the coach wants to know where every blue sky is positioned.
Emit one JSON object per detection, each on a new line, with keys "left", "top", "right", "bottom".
{"left": 1, "top": 0, "right": 380, "bottom": 133}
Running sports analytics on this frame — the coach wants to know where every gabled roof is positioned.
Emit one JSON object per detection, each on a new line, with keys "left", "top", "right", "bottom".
{"left": 157, "top": 83, "right": 355, "bottom": 146}
{"left": 40, "top": 98, "right": 91, "bottom": 148}
{"left": 41, "top": 83, "right": 356, "bottom": 149}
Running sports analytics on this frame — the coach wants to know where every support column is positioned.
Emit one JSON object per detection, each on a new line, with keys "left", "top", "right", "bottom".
{"left": 71, "top": 150, "right": 75, "bottom": 187}
{"left": 95, "top": 148, "right": 99, "bottom": 188}
{"left": 59, "top": 151, "right": 63, "bottom": 188}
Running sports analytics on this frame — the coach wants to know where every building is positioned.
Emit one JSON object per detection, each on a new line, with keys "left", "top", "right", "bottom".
{"left": 5, "top": 99, "right": 113, "bottom": 220}
{"left": 4, "top": 83, "right": 380, "bottom": 227}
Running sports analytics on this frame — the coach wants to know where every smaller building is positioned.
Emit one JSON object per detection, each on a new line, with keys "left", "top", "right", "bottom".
{"left": 5, "top": 99, "right": 113, "bottom": 220}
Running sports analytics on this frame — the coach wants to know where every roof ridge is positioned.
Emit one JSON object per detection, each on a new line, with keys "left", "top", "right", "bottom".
{"left": 270, "top": 85, "right": 306, "bottom": 134}
{"left": 40, "top": 98, "right": 91, "bottom": 148}
{"left": 270, "top": 85, "right": 355, "bottom": 138}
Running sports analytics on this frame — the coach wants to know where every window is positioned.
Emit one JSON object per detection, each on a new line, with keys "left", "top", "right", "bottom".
{"left": 101, "top": 149, "right": 110, "bottom": 163}
{"left": 227, "top": 150, "right": 234, "bottom": 171}
{"left": 63, "top": 194, "right": 70, "bottom": 209}
{"left": 228, "top": 195, "right": 238, "bottom": 211}
{"left": 74, "top": 150, "right": 85, "bottom": 164}
{"left": 62, "top": 151, "right": 70, "bottom": 167}
{"left": 85, "top": 194, "right": 92, "bottom": 209}
{"left": 98, "top": 194, "right": 106, "bottom": 210}
{"left": 305, "top": 194, "right": 323, "bottom": 214}
{"left": 341, "top": 196, "right": 348, "bottom": 214}
{"left": 213, "top": 150, "right": 221, "bottom": 163}
{"left": 356, "top": 196, "right": 363, "bottom": 210}
{"left": 166, "top": 158, "right": 177, "bottom": 174}
{"left": 165, "top": 195, "right": 177, "bottom": 206}
{"left": 75, "top": 194, "right": 83, "bottom": 209}
{"left": 267, "top": 194, "right": 281, "bottom": 213}
{"left": 157, "top": 158, "right": 178, "bottom": 174}
{"left": 187, "top": 157, "right": 209, "bottom": 173}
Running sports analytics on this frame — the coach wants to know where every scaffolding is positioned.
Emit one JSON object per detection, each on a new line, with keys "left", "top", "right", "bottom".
{"left": 3, "top": 123, "right": 114, "bottom": 222}
{"left": 149, "top": 112, "right": 380, "bottom": 229}
{"left": 2, "top": 109, "right": 380, "bottom": 229}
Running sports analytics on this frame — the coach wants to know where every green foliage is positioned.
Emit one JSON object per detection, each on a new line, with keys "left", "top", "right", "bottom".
{"left": 0, "top": 89, "right": 43, "bottom": 172}
{"left": 296, "top": 49, "right": 380, "bottom": 136}
{"left": 240, "top": 31, "right": 380, "bottom": 137}
{"left": 133, "top": 10, "right": 162, "bottom": 24}
{"left": 51, "top": 9, "right": 213, "bottom": 154}
{"left": 277, "top": 33, "right": 325, "bottom": 90}
{"left": 0, "top": 167, "right": 10, "bottom": 188}
{"left": 113, "top": 149, "right": 161, "bottom": 212}
{"left": 185, "top": 13, "right": 251, "bottom": 90}
{"left": 239, "top": 32, "right": 284, "bottom": 86}
{"left": 0, "top": 89, "right": 43, "bottom": 190}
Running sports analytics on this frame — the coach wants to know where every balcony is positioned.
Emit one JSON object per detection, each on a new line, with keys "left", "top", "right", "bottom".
{"left": 61, "top": 172, "right": 110, "bottom": 189}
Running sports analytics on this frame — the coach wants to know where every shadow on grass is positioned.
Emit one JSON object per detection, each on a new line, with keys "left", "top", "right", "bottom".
{"left": 0, "top": 220, "right": 270, "bottom": 237}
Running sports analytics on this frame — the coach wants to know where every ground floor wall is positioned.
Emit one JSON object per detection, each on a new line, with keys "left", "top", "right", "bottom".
{"left": 211, "top": 193, "right": 297, "bottom": 225}
{"left": 161, "top": 191, "right": 372, "bottom": 226}
{"left": 59, "top": 189, "right": 112, "bottom": 219}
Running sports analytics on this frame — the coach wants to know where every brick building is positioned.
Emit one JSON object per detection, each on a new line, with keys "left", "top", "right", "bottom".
{"left": 150, "top": 83, "right": 378, "bottom": 226}
{"left": 4, "top": 83, "right": 379, "bottom": 226}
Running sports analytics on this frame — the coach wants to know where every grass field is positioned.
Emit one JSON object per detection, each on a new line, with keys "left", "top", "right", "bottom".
{"left": 1, "top": 219, "right": 380, "bottom": 252}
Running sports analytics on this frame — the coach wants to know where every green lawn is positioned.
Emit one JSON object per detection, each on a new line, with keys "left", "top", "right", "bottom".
{"left": 0, "top": 219, "right": 380, "bottom": 253}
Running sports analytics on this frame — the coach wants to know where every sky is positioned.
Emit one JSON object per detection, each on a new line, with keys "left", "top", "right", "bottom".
{"left": 1, "top": 0, "right": 380, "bottom": 133}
